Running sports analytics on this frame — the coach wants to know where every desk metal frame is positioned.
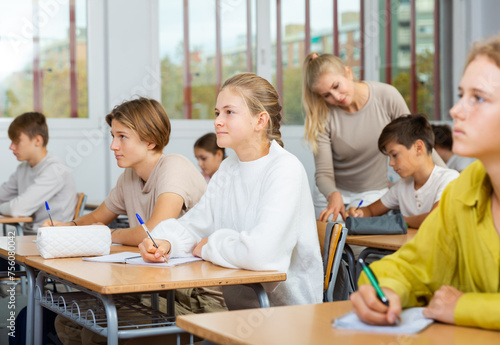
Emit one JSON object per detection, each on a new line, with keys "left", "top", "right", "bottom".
{"left": 33, "top": 272, "right": 272, "bottom": 345}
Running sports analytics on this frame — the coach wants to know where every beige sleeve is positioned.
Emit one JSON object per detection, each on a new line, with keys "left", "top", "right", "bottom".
{"left": 156, "top": 156, "right": 207, "bottom": 213}
{"left": 314, "top": 123, "right": 337, "bottom": 198}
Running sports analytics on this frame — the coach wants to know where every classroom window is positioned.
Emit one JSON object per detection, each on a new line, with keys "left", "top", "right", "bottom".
{"left": 159, "top": 0, "right": 256, "bottom": 120}
{"left": 0, "top": 0, "right": 88, "bottom": 118}
{"left": 272, "top": 0, "right": 363, "bottom": 125}
{"left": 381, "top": 0, "right": 441, "bottom": 120}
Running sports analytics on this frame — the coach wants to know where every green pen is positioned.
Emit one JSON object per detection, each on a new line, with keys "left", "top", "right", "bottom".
{"left": 358, "top": 258, "right": 389, "bottom": 306}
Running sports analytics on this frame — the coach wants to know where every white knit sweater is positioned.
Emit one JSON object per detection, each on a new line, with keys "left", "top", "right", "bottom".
{"left": 151, "top": 141, "right": 323, "bottom": 308}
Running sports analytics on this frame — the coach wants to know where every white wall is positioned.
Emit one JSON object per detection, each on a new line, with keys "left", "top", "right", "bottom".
{"left": 0, "top": 0, "right": 497, "bottom": 204}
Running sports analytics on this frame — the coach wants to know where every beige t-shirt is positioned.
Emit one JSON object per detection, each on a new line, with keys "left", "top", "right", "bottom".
{"left": 315, "top": 81, "right": 410, "bottom": 197}
{"left": 104, "top": 154, "right": 207, "bottom": 226}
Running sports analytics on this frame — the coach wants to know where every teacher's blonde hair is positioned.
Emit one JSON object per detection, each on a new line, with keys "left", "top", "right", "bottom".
{"left": 302, "top": 53, "right": 347, "bottom": 154}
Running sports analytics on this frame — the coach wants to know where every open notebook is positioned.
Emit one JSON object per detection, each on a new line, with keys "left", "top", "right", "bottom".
{"left": 332, "top": 307, "right": 434, "bottom": 334}
{"left": 82, "top": 251, "right": 202, "bottom": 267}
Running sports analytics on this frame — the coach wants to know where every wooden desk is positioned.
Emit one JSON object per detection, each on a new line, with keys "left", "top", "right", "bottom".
{"left": 177, "top": 300, "right": 500, "bottom": 345}
{"left": 343, "top": 229, "right": 418, "bottom": 289}
{"left": 26, "top": 256, "right": 286, "bottom": 345}
{"left": 26, "top": 257, "right": 286, "bottom": 294}
{"left": 346, "top": 228, "right": 418, "bottom": 251}
{"left": 0, "top": 215, "right": 33, "bottom": 236}
{"left": 0, "top": 237, "right": 139, "bottom": 345}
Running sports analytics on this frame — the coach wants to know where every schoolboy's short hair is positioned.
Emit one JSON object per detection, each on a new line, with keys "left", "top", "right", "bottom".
{"left": 105, "top": 97, "right": 171, "bottom": 152}
{"left": 378, "top": 114, "right": 435, "bottom": 155}
{"left": 431, "top": 124, "right": 453, "bottom": 151}
{"left": 8, "top": 112, "right": 49, "bottom": 146}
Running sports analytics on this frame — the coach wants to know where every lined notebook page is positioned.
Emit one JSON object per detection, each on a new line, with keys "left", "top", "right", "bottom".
{"left": 83, "top": 251, "right": 202, "bottom": 267}
{"left": 332, "top": 308, "right": 434, "bottom": 334}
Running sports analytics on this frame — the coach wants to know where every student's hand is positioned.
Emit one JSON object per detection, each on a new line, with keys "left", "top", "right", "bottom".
{"left": 139, "top": 238, "right": 171, "bottom": 263}
{"left": 192, "top": 238, "right": 208, "bottom": 258}
{"left": 319, "top": 191, "right": 346, "bottom": 222}
{"left": 40, "top": 220, "right": 72, "bottom": 227}
{"left": 347, "top": 207, "right": 364, "bottom": 218}
{"left": 350, "top": 284, "right": 402, "bottom": 325}
{"left": 422, "top": 285, "right": 463, "bottom": 324}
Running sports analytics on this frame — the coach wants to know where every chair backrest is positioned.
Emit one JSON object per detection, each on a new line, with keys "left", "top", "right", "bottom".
{"left": 74, "top": 193, "right": 87, "bottom": 219}
{"left": 317, "top": 221, "right": 347, "bottom": 302}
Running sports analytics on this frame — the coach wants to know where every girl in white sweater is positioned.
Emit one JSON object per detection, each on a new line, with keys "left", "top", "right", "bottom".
{"left": 140, "top": 73, "right": 323, "bottom": 309}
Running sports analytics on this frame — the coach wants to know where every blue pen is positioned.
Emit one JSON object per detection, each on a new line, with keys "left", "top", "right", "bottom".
{"left": 355, "top": 200, "right": 364, "bottom": 211}
{"left": 136, "top": 213, "right": 168, "bottom": 263}
{"left": 45, "top": 201, "right": 54, "bottom": 226}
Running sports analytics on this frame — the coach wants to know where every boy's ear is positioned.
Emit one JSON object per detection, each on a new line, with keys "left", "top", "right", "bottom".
{"left": 254, "top": 111, "right": 270, "bottom": 132}
{"left": 414, "top": 139, "right": 426, "bottom": 155}
{"left": 34, "top": 135, "right": 44, "bottom": 147}
{"left": 146, "top": 142, "right": 157, "bottom": 151}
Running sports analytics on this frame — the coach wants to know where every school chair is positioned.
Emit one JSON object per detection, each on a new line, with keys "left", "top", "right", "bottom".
{"left": 317, "top": 221, "right": 348, "bottom": 302}
{"left": 74, "top": 192, "right": 87, "bottom": 219}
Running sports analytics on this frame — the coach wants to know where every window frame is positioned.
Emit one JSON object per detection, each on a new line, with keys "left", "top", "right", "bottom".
{"left": 0, "top": 0, "right": 102, "bottom": 132}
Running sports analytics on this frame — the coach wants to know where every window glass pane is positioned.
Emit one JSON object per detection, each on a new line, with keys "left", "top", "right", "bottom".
{"left": 416, "top": 0, "right": 435, "bottom": 117}
{"left": 39, "top": 2, "right": 71, "bottom": 117}
{"left": 38, "top": 1, "right": 87, "bottom": 118}
{"left": 251, "top": 0, "right": 257, "bottom": 72}
{"left": 0, "top": 0, "right": 87, "bottom": 119}
{"left": 190, "top": 0, "right": 216, "bottom": 119}
{"left": 221, "top": 0, "right": 250, "bottom": 80}
{"left": 76, "top": 0, "right": 88, "bottom": 118}
{"left": 391, "top": 0, "right": 411, "bottom": 110}
{"left": 338, "top": 0, "right": 361, "bottom": 78}
{"left": 279, "top": 0, "right": 305, "bottom": 125}
{"left": 310, "top": 0, "right": 333, "bottom": 54}
{"left": 0, "top": 1, "right": 34, "bottom": 117}
{"left": 159, "top": 1, "right": 184, "bottom": 119}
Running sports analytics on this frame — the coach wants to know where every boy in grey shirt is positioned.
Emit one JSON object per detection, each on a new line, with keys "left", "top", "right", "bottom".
{"left": 0, "top": 112, "right": 77, "bottom": 234}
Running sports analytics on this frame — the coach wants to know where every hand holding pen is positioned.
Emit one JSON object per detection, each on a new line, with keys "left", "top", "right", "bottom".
{"left": 350, "top": 258, "right": 402, "bottom": 325}
{"left": 136, "top": 213, "right": 168, "bottom": 263}
{"left": 347, "top": 200, "right": 364, "bottom": 217}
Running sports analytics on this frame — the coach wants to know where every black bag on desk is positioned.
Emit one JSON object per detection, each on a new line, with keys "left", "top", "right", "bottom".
{"left": 345, "top": 214, "right": 407, "bottom": 235}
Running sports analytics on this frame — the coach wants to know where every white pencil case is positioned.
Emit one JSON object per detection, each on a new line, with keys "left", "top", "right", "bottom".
{"left": 37, "top": 225, "right": 111, "bottom": 259}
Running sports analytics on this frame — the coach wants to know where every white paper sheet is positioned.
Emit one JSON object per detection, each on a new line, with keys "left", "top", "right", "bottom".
{"left": 332, "top": 307, "right": 434, "bottom": 334}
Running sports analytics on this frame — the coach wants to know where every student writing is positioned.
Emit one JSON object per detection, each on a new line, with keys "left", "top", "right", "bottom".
{"left": 140, "top": 73, "right": 324, "bottom": 309}
{"left": 350, "top": 35, "right": 500, "bottom": 331}
{"left": 51, "top": 98, "right": 225, "bottom": 345}
{"left": 347, "top": 114, "right": 459, "bottom": 228}
{"left": 42, "top": 98, "right": 207, "bottom": 247}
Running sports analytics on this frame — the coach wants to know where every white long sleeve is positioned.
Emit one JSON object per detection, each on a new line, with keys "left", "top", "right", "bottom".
{"left": 152, "top": 141, "right": 323, "bottom": 307}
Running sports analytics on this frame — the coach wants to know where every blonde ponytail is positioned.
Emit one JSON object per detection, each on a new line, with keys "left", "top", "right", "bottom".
{"left": 302, "top": 53, "right": 346, "bottom": 153}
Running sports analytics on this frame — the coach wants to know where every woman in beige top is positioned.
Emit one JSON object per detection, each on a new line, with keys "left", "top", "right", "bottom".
{"left": 303, "top": 53, "right": 444, "bottom": 222}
